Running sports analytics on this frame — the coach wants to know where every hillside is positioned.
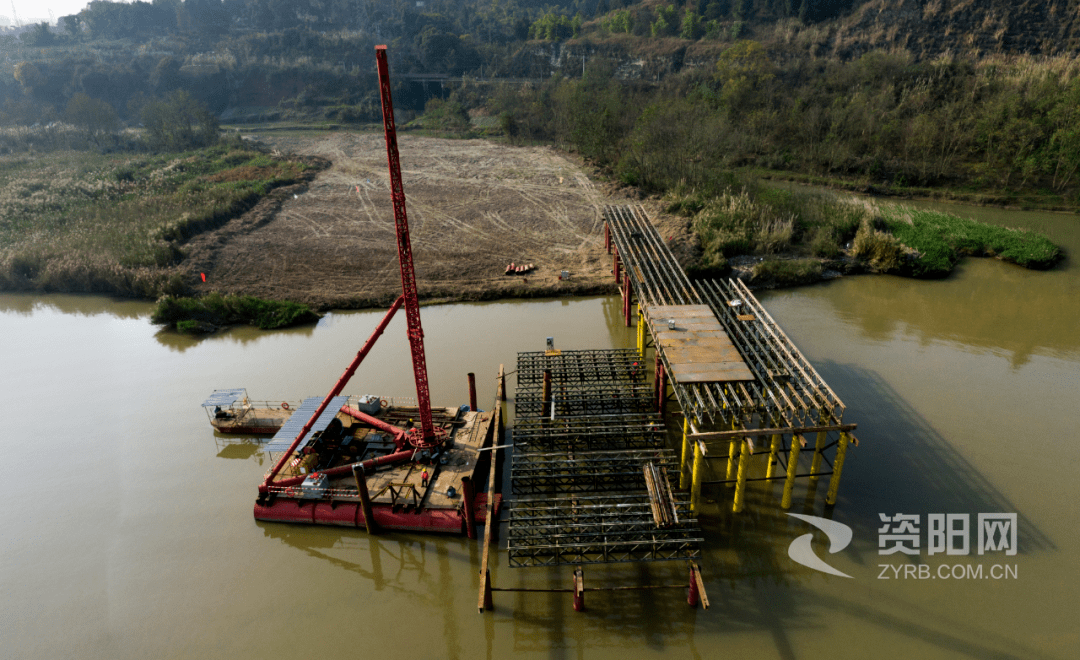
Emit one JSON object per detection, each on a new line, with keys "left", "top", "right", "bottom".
{"left": 830, "top": 0, "right": 1080, "bottom": 59}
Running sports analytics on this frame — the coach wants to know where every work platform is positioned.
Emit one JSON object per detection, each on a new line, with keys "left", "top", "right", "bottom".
{"left": 604, "top": 204, "right": 859, "bottom": 513}
{"left": 505, "top": 349, "right": 703, "bottom": 569}
{"left": 644, "top": 304, "right": 754, "bottom": 383}
{"left": 476, "top": 349, "right": 706, "bottom": 612}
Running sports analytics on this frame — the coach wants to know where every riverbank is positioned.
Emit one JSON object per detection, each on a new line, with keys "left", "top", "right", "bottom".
{"left": 0, "top": 132, "right": 1066, "bottom": 317}
{"left": 172, "top": 131, "right": 627, "bottom": 311}
{"left": 0, "top": 142, "right": 327, "bottom": 298}
{"left": 754, "top": 168, "right": 1080, "bottom": 214}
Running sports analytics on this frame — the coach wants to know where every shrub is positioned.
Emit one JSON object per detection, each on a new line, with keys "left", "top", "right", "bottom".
{"left": 694, "top": 190, "right": 794, "bottom": 258}
{"left": 152, "top": 293, "right": 320, "bottom": 330}
{"left": 751, "top": 258, "right": 823, "bottom": 286}
{"left": 851, "top": 219, "right": 904, "bottom": 272}
{"left": 881, "top": 207, "right": 1062, "bottom": 272}
{"left": 808, "top": 226, "right": 841, "bottom": 257}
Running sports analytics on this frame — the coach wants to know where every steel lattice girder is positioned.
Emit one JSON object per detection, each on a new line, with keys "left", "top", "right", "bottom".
{"left": 506, "top": 494, "right": 702, "bottom": 567}
{"left": 511, "top": 449, "right": 679, "bottom": 495}
{"left": 514, "top": 389, "right": 656, "bottom": 418}
{"left": 512, "top": 415, "right": 665, "bottom": 452}
{"left": 516, "top": 349, "right": 646, "bottom": 387}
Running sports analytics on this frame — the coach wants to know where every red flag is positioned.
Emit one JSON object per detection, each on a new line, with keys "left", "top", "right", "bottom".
{"left": 200, "top": 273, "right": 206, "bottom": 282}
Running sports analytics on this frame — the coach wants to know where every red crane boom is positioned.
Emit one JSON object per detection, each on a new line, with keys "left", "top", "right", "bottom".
{"left": 376, "top": 45, "right": 443, "bottom": 449}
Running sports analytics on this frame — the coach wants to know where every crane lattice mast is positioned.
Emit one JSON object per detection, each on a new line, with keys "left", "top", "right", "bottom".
{"left": 375, "top": 45, "right": 443, "bottom": 448}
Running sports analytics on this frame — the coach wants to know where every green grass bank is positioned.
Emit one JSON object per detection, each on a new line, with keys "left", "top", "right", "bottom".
{"left": 667, "top": 183, "right": 1064, "bottom": 287}
{"left": 0, "top": 143, "right": 325, "bottom": 297}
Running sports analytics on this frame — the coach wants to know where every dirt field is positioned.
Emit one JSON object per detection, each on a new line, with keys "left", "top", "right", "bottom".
{"left": 181, "top": 131, "right": 691, "bottom": 309}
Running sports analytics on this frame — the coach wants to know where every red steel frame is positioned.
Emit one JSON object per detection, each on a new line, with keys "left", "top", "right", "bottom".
{"left": 376, "top": 45, "right": 442, "bottom": 449}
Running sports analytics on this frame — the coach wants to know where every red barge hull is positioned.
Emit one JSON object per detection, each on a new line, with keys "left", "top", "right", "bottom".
{"left": 254, "top": 493, "right": 501, "bottom": 534}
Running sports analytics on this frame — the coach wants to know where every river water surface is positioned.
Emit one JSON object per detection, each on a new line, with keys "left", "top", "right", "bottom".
{"left": 1, "top": 201, "right": 1077, "bottom": 659}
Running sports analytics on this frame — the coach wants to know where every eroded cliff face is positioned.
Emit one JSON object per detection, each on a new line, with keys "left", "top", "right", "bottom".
{"left": 832, "top": 0, "right": 1080, "bottom": 59}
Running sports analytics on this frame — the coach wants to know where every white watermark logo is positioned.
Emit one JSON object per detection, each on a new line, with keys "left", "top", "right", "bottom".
{"left": 879, "top": 513, "right": 1017, "bottom": 556}
{"left": 785, "top": 512, "right": 1020, "bottom": 579}
{"left": 786, "top": 513, "right": 854, "bottom": 578}
{"left": 877, "top": 513, "right": 1018, "bottom": 580}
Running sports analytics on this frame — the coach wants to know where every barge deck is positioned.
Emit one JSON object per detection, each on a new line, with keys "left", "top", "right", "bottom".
{"left": 254, "top": 401, "right": 501, "bottom": 533}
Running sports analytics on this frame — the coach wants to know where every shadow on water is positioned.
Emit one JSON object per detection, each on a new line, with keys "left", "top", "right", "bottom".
{"left": 650, "top": 356, "right": 1058, "bottom": 660}
{"left": 814, "top": 360, "right": 1054, "bottom": 555}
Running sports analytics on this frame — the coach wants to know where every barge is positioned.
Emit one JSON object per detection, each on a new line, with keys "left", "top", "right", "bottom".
{"left": 253, "top": 396, "right": 500, "bottom": 534}
{"left": 202, "top": 388, "right": 296, "bottom": 434}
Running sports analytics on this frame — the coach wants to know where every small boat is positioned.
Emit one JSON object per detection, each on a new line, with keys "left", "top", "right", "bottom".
{"left": 203, "top": 388, "right": 297, "bottom": 435}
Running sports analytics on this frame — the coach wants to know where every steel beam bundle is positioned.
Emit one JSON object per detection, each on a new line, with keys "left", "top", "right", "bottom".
{"left": 505, "top": 493, "right": 702, "bottom": 567}
{"left": 511, "top": 449, "right": 679, "bottom": 495}
{"left": 698, "top": 278, "right": 845, "bottom": 425}
{"left": 604, "top": 204, "right": 846, "bottom": 429}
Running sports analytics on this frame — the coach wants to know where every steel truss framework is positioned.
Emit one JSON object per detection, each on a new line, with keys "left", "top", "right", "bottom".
{"left": 514, "top": 389, "right": 655, "bottom": 419}
{"left": 511, "top": 449, "right": 680, "bottom": 496}
{"left": 508, "top": 348, "right": 703, "bottom": 567}
{"left": 604, "top": 204, "right": 847, "bottom": 431}
{"left": 516, "top": 349, "right": 654, "bottom": 418}
{"left": 513, "top": 416, "right": 665, "bottom": 453}
{"left": 517, "top": 349, "right": 647, "bottom": 389}
{"left": 506, "top": 493, "right": 702, "bottom": 567}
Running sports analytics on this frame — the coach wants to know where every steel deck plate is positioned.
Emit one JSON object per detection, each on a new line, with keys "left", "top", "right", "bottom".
{"left": 645, "top": 305, "right": 755, "bottom": 383}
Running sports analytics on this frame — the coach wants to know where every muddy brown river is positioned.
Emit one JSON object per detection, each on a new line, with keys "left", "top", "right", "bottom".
{"left": 1, "top": 201, "right": 1077, "bottom": 659}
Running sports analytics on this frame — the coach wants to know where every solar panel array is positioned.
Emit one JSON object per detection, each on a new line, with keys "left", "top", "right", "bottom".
{"left": 201, "top": 388, "right": 246, "bottom": 408}
{"left": 265, "top": 396, "right": 350, "bottom": 453}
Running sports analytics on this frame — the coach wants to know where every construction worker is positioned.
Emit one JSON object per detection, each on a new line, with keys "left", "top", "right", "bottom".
{"left": 421, "top": 468, "right": 429, "bottom": 488}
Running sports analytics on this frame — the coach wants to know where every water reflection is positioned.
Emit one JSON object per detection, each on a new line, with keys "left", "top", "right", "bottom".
{"left": 153, "top": 318, "right": 322, "bottom": 352}
{"left": 0, "top": 292, "right": 152, "bottom": 318}
{"left": 214, "top": 437, "right": 266, "bottom": 462}
{"left": 258, "top": 522, "right": 475, "bottom": 659}
{"left": 767, "top": 258, "right": 1080, "bottom": 367}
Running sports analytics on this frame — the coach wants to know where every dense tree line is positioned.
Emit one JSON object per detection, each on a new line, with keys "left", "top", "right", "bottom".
{"left": 489, "top": 45, "right": 1080, "bottom": 202}
{"left": 3, "top": 0, "right": 1079, "bottom": 205}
